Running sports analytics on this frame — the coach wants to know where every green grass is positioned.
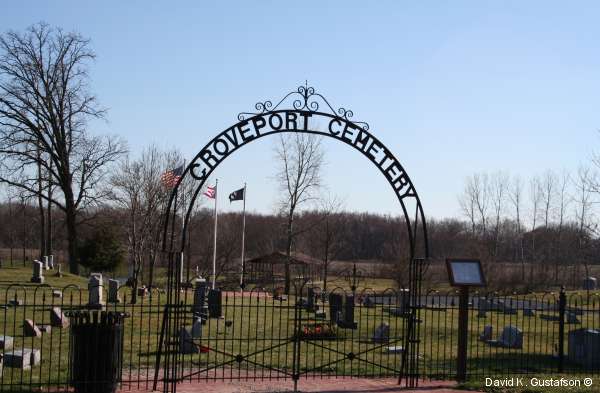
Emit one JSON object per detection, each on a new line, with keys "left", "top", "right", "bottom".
{"left": 1, "top": 266, "right": 599, "bottom": 391}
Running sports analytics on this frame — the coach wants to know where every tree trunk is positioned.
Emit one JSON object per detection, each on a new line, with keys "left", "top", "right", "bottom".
{"left": 65, "top": 204, "right": 79, "bottom": 275}
{"left": 284, "top": 213, "right": 293, "bottom": 295}
{"left": 37, "top": 159, "right": 46, "bottom": 260}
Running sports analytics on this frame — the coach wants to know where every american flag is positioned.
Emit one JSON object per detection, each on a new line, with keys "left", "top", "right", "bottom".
{"left": 161, "top": 165, "right": 184, "bottom": 188}
{"left": 203, "top": 185, "right": 216, "bottom": 199}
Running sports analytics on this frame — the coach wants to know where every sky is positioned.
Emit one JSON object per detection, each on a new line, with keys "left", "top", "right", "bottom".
{"left": 1, "top": 1, "right": 599, "bottom": 219}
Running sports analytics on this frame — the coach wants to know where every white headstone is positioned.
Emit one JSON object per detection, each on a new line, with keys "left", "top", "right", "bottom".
{"left": 4, "top": 349, "right": 41, "bottom": 369}
{"left": 49, "top": 255, "right": 54, "bottom": 269}
{"left": 30, "top": 261, "right": 44, "bottom": 284}
{"left": 43, "top": 256, "right": 49, "bottom": 270}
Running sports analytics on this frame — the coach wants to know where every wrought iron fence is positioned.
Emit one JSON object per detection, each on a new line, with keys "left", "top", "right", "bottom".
{"left": 0, "top": 282, "right": 599, "bottom": 392}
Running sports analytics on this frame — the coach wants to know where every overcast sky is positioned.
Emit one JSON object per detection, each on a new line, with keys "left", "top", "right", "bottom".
{"left": 1, "top": 1, "right": 599, "bottom": 218}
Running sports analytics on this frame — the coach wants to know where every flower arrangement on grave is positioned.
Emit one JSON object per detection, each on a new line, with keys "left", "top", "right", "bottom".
{"left": 297, "top": 321, "right": 337, "bottom": 339}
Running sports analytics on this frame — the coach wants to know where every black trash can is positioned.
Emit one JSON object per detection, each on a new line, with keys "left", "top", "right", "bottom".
{"left": 68, "top": 310, "right": 128, "bottom": 393}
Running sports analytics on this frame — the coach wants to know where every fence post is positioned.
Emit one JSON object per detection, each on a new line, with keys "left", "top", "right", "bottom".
{"left": 558, "top": 286, "right": 566, "bottom": 373}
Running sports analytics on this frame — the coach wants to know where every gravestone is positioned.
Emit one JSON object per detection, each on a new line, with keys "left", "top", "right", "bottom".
{"left": 0, "top": 335, "right": 13, "bottom": 350}
{"left": 50, "top": 307, "right": 69, "bottom": 328}
{"left": 49, "top": 254, "right": 54, "bottom": 269}
{"left": 540, "top": 314, "right": 561, "bottom": 322}
{"left": 479, "top": 325, "right": 493, "bottom": 342}
{"left": 39, "top": 325, "right": 51, "bottom": 334}
{"left": 23, "top": 319, "right": 41, "bottom": 337}
{"left": 362, "top": 296, "right": 375, "bottom": 308}
{"left": 191, "top": 317, "right": 203, "bottom": 338}
{"left": 8, "top": 299, "right": 23, "bottom": 307}
{"left": 30, "top": 261, "right": 44, "bottom": 284}
{"left": 328, "top": 293, "right": 343, "bottom": 324}
{"left": 192, "top": 278, "right": 208, "bottom": 320}
{"left": 583, "top": 277, "right": 597, "bottom": 290}
{"left": 208, "top": 289, "right": 222, "bottom": 318}
{"left": 137, "top": 285, "right": 148, "bottom": 297}
{"left": 523, "top": 308, "right": 536, "bottom": 317}
{"left": 108, "top": 279, "right": 120, "bottom": 303}
{"left": 489, "top": 326, "right": 523, "bottom": 349}
{"left": 43, "top": 256, "right": 49, "bottom": 270}
{"left": 566, "top": 312, "right": 581, "bottom": 324}
{"left": 337, "top": 295, "right": 357, "bottom": 329}
{"left": 385, "top": 345, "right": 403, "bottom": 354}
{"left": 88, "top": 273, "right": 104, "bottom": 308}
{"left": 372, "top": 322, "right": 390, "bottom": 344}
{"left": 477, "top": 300, "right": 488, "bottom": 318}
{"left": 4, "top": 349, "right": 41, "bottom": 369}
{"left": 52, "top": 290, "right": 62, "bottom": 298}
{"left": 306, "top": 287, "right": 315, "bottom": 312}
{"left": 568, "top": 328, "right": 600, "bottom": 369}
{"left": 55, "top": 263, "right": 63, "bottom": 277}
{"left": 179, "top": 327, "right": 199, "bottom": 354}
{"left": 503, "top": 306, "right": 518, "bottom": 315}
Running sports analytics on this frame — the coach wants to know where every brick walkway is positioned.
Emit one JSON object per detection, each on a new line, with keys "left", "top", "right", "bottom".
{"left": 121, "top": 379, "right": 475, "bottom": 392}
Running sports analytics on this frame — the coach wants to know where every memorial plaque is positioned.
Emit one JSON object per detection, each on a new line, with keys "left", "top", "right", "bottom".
{"left": 446, "top": 259, "right": 486, "bottom": 287}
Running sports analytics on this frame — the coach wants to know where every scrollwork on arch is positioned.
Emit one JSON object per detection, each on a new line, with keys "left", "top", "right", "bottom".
{"left": 237, "top": 83, "right": 370, "bottom": 131}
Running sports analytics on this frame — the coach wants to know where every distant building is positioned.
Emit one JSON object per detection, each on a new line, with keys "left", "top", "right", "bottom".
{"left": 247, "top": 251, "right": 322, "bottom": 287}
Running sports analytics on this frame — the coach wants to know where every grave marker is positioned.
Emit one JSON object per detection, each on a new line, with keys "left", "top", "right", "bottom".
{"left": 30, "top": 261, "right": 44, "bottom": 284}
{"left": 108, "top": 279, "right": 120, "bottom": 303}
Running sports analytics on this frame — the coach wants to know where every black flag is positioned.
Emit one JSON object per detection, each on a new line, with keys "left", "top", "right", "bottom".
{"left": 229, "top": 187, "right": 244, "bottom": 202}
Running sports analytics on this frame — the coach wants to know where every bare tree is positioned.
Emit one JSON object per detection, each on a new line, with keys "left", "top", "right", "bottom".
{"left": 458, "top": 177, "right": 477, "bottom": 234}
{"left": 508, "top": 175, "right": 525, "bottom": 277}
{"left": 490, "top": 171, "right": 508, "bottom": 257}
{"left": 573, "top": 166, "right": 595, "bottom": 279}
{"left": 0, "top": 24, "right": 126, "bottom": 273}
{"left": 109, "top": 146, "right": 179, "bottom": 302}
{"left": 541, "top": 170, "right": 557, "bottom": 228}
{"left": 529, "top": 175, "right": 543, "bottom": 259}
{"left": 274, "top": 133, "right": 324, "bottom": 294}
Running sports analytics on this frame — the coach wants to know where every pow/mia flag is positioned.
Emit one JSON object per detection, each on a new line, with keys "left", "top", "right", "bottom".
{"left": 229, "top": 187, "right": 245, "bottom": 202}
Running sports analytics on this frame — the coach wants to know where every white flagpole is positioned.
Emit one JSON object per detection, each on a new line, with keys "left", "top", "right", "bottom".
{"left": 240, "top": 183, "right": 247, "bottom": 290}
{"left": 211, "top": 179, "right": 218, "bottom": 289}
{"left": 179, "top": 159, "right": 186, "bottom": 286}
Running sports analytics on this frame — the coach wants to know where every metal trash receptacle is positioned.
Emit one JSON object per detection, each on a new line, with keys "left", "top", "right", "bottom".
{"left": 68, "top": 311, "right": 128, "bottom": 393}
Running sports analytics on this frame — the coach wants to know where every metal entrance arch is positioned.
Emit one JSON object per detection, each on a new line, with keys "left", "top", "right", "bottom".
{"left": 157, "top": 85, "right": 429, "bottom": 393}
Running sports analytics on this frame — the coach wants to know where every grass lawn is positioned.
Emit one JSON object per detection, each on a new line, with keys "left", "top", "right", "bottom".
{"left": 0, "top": 266, "right": 599, "bottom": 392}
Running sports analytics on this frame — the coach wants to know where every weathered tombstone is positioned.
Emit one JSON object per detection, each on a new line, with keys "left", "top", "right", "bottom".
{"left": 568, "top": 328, "right": 600, "bottom": 369}
{"left": 523, "top": 308, "right": 536, "bottom": 317}
{"left": 88, "top": 273, "right": 104, "bottom": 308}
{"left": 52, "top": 290, "right": 62, "bottom": 298}
{"left": 8, "top": 299, "right": 23, "bottom": 307}
{"left": 48, "top": 254, "right": 54, "bottom": 269}
{"left": 179, "top": 327, "right": 199, "bottom": 354}
{"left": 495, "top": 326, "right": 523, "bottom": 349}
{"left": 50, "top": 307, "right": 69, "bottom": 328}
{"left": 362, "top": 296, "right": 375, "bottom": 308}
{"left": 30, "top": 261, "right": 44, "bottom": 284}
{"left": 23, "top": 320, "right": 41, "bottom": 337}
{"left": 315, "top": 310, "right": 326, "bottom": 319}
{"left": 208, "top": 289, "right": 222, "bottom": 318}
{"left": 55, "top": 263, "right": 63, "bottom": 277}
{"left": 192, "top": 278, "right": 208, "bottom": 320}
{"left": 306, "top": 287, "right": 315, "bottom": 312}
{"left": 372, "top": 322, "right": 390, "bottom": 344}
{"left": 137, "top": 285, "right": 148, "bottom": 297}
{"left": 4, "top": 349, "right": 41, "bottom": 369}
{"left": 337, "top": 295, "right": 357, "bottom": 329}
{"left": 43, "top": 256, "right": 49, "bottom": 270}
{"left": 191, "top": 317, "right": 203, "bottom": 338}
{"left": 479, "top": 325, "right": 493, "bottom": 342}
{"left": 566, "top": 312, "right": 581, "bottom": 324}
{"left": 0, "top": 335, "right": 14, "bottom": 350}
{"left": 328, "top": 293, "right": 343, "bottom": 324}
{"left": 38, "top": 325, "right": 51, "bottom": 334}
{"left": 108, "top": 279, "right": 120, "bottom": 303}
{"left": 398, "top": 288, "right": 410, "bottom": 313}
{"left": 583, "top": 277, "right": 597, "bottom": 290}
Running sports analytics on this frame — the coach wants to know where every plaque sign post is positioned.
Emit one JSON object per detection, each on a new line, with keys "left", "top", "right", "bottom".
{"left": 446, "top": 258, "right": 486, "bottom": 382}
